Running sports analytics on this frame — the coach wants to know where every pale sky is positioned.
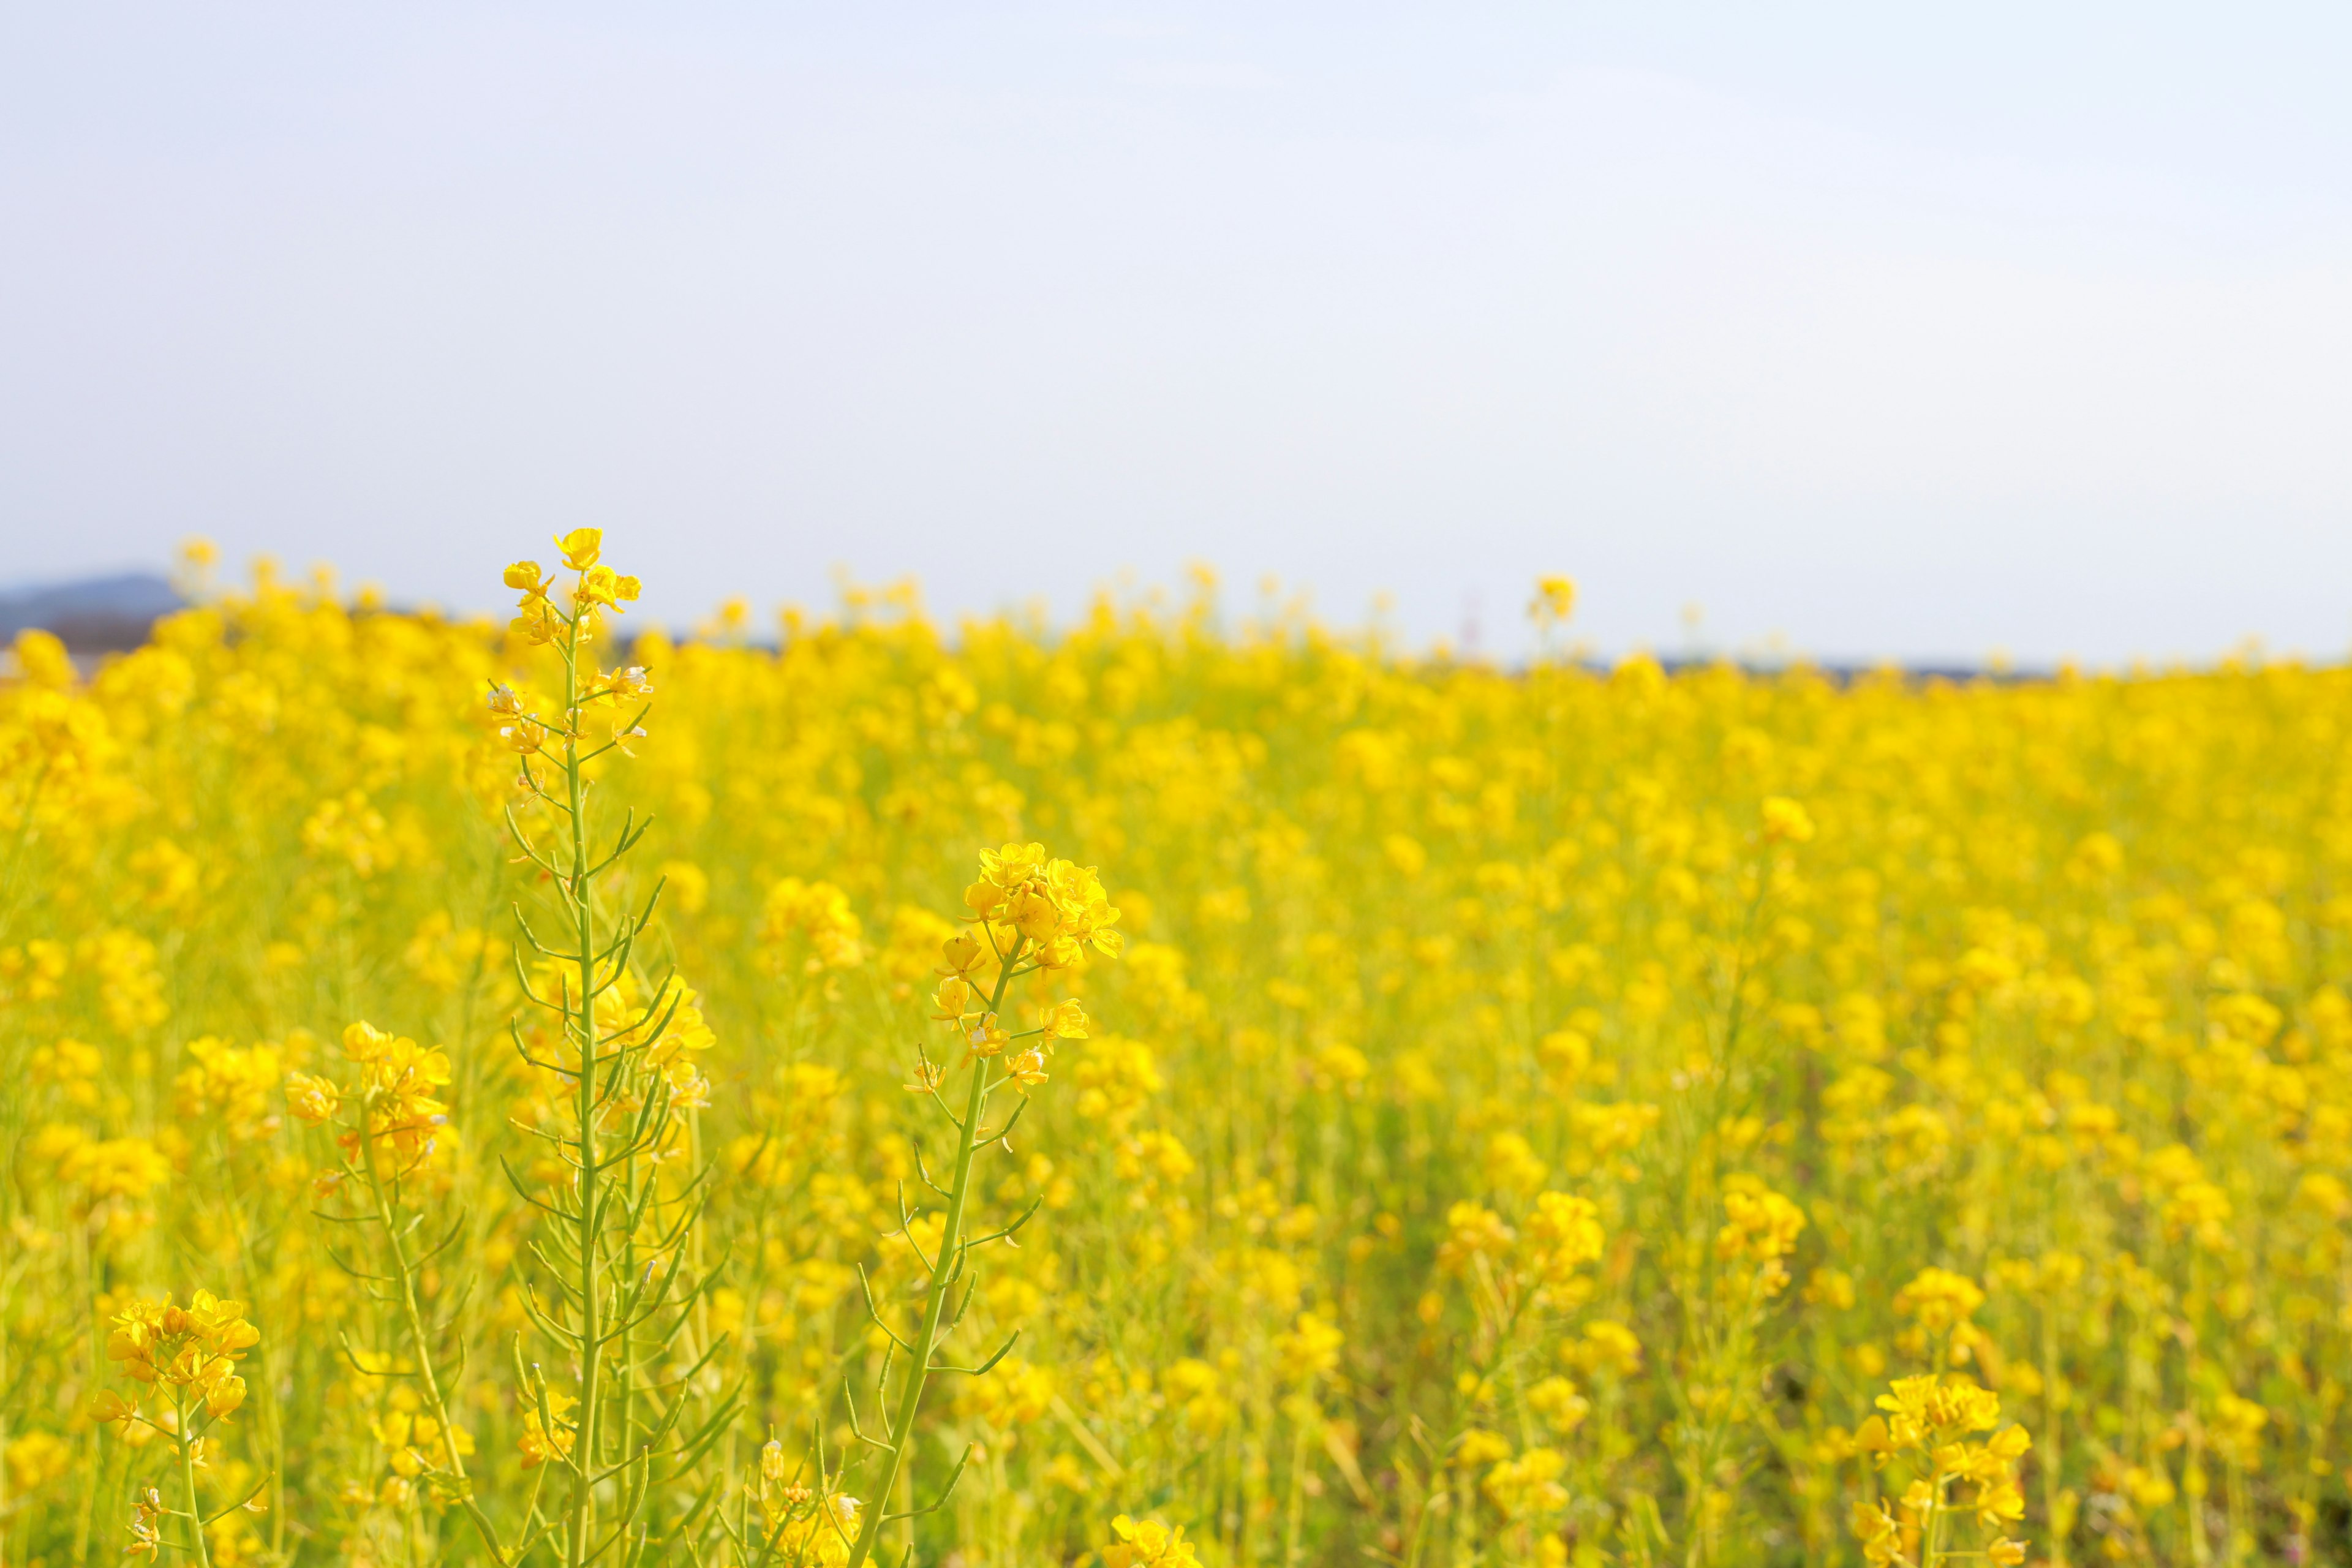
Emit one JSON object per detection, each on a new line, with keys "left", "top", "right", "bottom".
{"left": 6, "top": 4, "right": 2351, "bottom": 663}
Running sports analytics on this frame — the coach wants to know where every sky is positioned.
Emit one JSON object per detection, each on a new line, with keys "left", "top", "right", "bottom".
{"left": 5, "top": 3, "right": 2352, "bottom": 664}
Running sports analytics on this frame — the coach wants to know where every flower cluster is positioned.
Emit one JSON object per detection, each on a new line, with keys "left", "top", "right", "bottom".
{"left": 504, "top": 528, "right": 641, "bottom": 645}
{"left": 1101, "top": 1514, "right": 1201, "bottom": 1568}
{"left": 1851, "top": 1375, "right": 2031, "bottom": 1567}
{"left": 490, "top": 528, "right": 652, "bottom": 758}
{"left": 1715, "top": 1179, "right": 1807, "bottom": 1296}
{"left": 285, "top": 1019, "right": 453, "bottom": 1176}
{"left": 922, "top": 843, "right": 1114, "bottom": 1092}
{"left": 960, "top": 842, "right": 1123, "bottom": 967}
{"left": 100, "top": 1290, "right": 260, "bottom": 1425}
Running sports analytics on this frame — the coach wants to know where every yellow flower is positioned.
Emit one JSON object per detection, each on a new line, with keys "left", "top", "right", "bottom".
{"left": 55, "top": 1134, "right": 172, "bottom": 1201}
{"left": 1524, "top": 1190, "right": 1605, "bottom": 1284}
{"left": 204, "top": 1371, "right": 247, "bottom": 1419}
{"left": 175, "top": 1036, "right": 285, "bottom": 1138}
{"left": 1273, "top": 1310, "right": 1344, "bottom": 1384}
{"left": 577, "top": 564, "right": 643, "bottom": 611}
{"left": 554, "top": 527, "right": 602, "bottom": 570}
{"left": 519, "top": 1391, "right": 578, "bottom": 1468}
{"left": 1874, "top": 1374, "right": 2002, "bottom": 1436}
{"left": 763, "top": 878, "right": 867, "bottom": 971}
{"left": 104, "top": 1292, "right": 260, "bottom": 1422}
{"left": 284, "top": 1071, "right": 340, "bottom": 1125}
{"left": 1762, "top": 796, "right": 1815, "bottom": 844}
{"left": 1006, "top": 881, "right": 1062, "bottom": 942}
{"left": 334, "top": 1020, "right": 452, "bottom": 1169}
{"left": 510, "top": 595, "right": 562, "bottom": 646}
{"left": 755, "top": 1488, "right": 862, "bottom": 1566}
{"left": 1455, "top": 1428, "right": 1513, "bottom": 1467}
{"left": 593, "top": 664, "right": 654, "bottom": 702}
{"left": 1483, "top": 1446, "right": 1569, "bottom": 1519}
{"left": 961, "top": 845, "right": 1121, "bottom": 960}
{"left": 1102, "top": 1513, "right": 1202, "bottom": 1568}
{"left": 963, "top": 843, "right": 1040, "bottom": 920}
{"left": 1973, "top": 1477, "right": 2026, "bottom": 1529}
{"left": 1160, "top": 1359, "right": 1233, "bottom": 1434}
{"left": 1526, "top": 1375, "right": 1590, "bottom": 1432}
{"left": 3, "top": 1429, "right": 71, "bottom": 1492}
{"left": 1849, "top": 1499, "right": 1902, "bottom": 1567}
{"left": 1435, "top": 1202, "right": 1514, "bottom": 1275}
{"left": 965, "top": 1014, "right": 1010, "bottom": 1059}
{"left": 1570, "top": 1320, "right": 1643, "bottom": 1378}
{"left": 126, "top": 1488, "right": 164, "bottom": 1560}
{"left": 930, "top": 974, "right": 974, "bottom": 1022}
{"left": 2162, "top": 1180, "right": 2233, "bottom": 1246}
{"left": 1716, "top": 1182, "right": 1806, "bottom": 1265}
{"left": 91, "top": 1389, "right": 141, "bottom": 1434}
{"left": 1893, "top": 1267, "right": 1985, "bottom": 1333}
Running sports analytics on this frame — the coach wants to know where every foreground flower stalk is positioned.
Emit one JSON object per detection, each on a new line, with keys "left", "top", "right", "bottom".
{"left": 838, "top": 844, "right": 1118, "bottom": 1568}
{"left": 99, "top": 1291, "right": 262, "bottom": 1564}
{"left": 499, "top": 532, "right": 724, "bottom": 1566}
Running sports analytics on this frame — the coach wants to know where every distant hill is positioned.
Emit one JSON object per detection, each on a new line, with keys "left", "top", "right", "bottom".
{"left": 0, "top": 572, "right": 182, "bottom": 652}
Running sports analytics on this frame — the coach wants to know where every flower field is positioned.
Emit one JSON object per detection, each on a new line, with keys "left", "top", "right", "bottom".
{"left": 1, "top": 538, "right": 2348, "bottom": 1568}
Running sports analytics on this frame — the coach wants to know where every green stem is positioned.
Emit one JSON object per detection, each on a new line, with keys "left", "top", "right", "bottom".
{"left": 563, "top": 617, "right": 603, "bottom": 1568}
{"left": 1281, "top": 1415, "right": 1313, "bottom": 1568}
{"left": 2042, "top": 1302, "right": 2065, "bottom": 1568}
{"left": 75, "top": 1223, "right": 101, "bottom": 1568}
{"left": 178, "top": 1392, "right": 212, "bottom": 1568}
{"left": 621, "top": 1140, "right": 642, "bottom": 1540}
{"left": 361, "top": 1108, "right": 509, "bottom": 1563}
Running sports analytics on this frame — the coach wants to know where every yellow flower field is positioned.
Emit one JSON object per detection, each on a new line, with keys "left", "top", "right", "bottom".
{"left": 1, "top": 538, "right": 2346, "bottom": 1568}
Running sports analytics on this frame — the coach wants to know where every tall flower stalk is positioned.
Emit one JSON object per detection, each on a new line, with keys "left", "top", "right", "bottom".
{"left": 497, "top": 532, "right": 729, "bottom": 1568}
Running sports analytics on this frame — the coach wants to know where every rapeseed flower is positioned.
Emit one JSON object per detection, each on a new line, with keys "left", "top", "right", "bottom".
{"left": 1102, "top": 1514, "right": 1200, "bottom": 1568}
{"left": 0, "top": 561, "right": 2343, "bottom": 1566}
